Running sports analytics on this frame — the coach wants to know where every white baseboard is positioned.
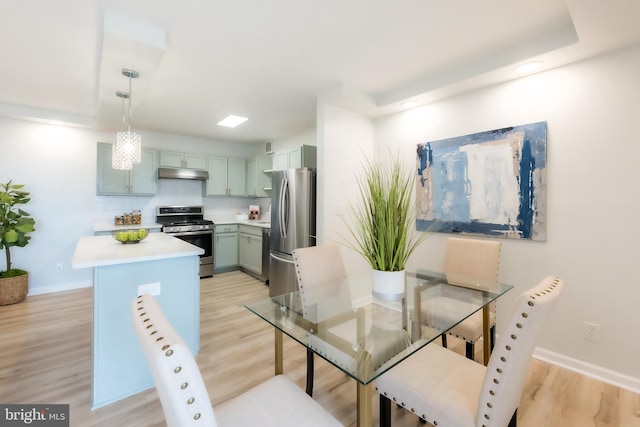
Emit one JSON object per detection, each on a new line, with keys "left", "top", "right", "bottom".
{"left": 27, "top": 280, "right": 92, "bottom": 296}
{"left": 533, "top": 347, "right": 640, "bottom": 394}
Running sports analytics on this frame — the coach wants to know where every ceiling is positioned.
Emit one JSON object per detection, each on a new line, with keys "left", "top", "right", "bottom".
{"left": 1, "top": 0, "right": 639, "bottom": 144}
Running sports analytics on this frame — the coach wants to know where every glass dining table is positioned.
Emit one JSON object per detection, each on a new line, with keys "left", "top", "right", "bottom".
{"left": 245, "top": 270, "right": 513, "bottom": 427}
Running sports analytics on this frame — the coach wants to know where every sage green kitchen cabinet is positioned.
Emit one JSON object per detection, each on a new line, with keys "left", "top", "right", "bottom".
{"left": 246, "top": 155, "right": 272, "bottom": 197}
{"left": 97, "top": 142, "right": 158, "bottom": 195}
{"left": 272, "top": 145, "right": 316, "bottom": 170}
{"left": 214, "top": 224, "right": 238, "bottom": 272}
{"left": 160, "top": 150, "right": 207, "bottom": 170}
{"left": 238, "top": 225, "right": 262, "bottom": 276}
{"left": 206, "top": 156, "right": 246, "bottom": 196}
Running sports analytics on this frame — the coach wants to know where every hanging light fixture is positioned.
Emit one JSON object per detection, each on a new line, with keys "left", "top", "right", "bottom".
{"left": 112, "top": 68, "right": 141, "bottom": 170}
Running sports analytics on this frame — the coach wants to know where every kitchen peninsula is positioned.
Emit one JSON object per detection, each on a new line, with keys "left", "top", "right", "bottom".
{"left": 72, "top": 232, "right": 203, "bottom": 409}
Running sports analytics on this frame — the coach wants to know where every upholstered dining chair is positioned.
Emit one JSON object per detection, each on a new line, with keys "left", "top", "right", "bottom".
{"left": 132, "top": 294, "right": 342, "bottom": 427}
{"left": 292, "top": 244, "right": 411, "bottom": 396}
{"left": 376, "top": 275, "right": 563, "bottom": 427}
{"left": 423, "top": 237, "right": 502, "bottom": 360}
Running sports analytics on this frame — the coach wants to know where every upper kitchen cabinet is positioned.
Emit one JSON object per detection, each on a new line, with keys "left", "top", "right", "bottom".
{"left": 273, "top": 145, "right": 317, "bottom": 170}
{"left": 246, "top": 155, "right": 273, "bottom": 197}
{"left": 206, "top": 156, "right": 246, "bottom": 197}
{"left": 159, "top": 150, "right": 207, "bottom": 170}
{"left": 97, "top": 142, "right": 158, "bottom": 196}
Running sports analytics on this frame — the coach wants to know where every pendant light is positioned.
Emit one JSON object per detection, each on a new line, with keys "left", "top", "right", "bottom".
{"left": 112, "top": 69, "right": 141, "bottom": 170}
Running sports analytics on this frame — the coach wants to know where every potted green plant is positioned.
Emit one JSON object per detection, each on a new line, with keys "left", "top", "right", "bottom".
{"left": 0, "top": 180, "right": 36, "bottom": 305}
{"left": 345, "top": 152, "right": 431, "bottom": 300}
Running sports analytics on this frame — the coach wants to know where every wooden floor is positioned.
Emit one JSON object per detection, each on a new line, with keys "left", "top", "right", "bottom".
{"left": 1, "top": 271, "right": 639, "bottom": 426}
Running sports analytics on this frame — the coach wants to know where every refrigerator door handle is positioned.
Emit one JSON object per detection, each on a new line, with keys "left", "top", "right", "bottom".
{"left": 279, "top": 177, "right": 288, "bottom": 239}
{"left": 270, "top": 252, "right": 294, "bottom": 264}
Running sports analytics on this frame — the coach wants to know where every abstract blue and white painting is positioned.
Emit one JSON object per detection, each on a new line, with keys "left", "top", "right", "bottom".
{"left": 416, "top": 121, "right": 547, "bottom": 241}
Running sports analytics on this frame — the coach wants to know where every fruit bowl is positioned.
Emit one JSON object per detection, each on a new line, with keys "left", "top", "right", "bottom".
{"left": 112, "top": 228, "right": 149, "bottom": 244}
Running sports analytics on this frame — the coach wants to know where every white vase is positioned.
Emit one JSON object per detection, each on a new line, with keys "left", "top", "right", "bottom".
{"left": 372, "top": 269, "right": 406, "bottom": 301}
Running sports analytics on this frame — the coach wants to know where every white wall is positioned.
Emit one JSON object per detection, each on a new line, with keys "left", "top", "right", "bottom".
{"left": 318, "top": 44, "right": 640, "bottom": 391}
{"left": 273, "top": 127, "right": 317, "bottom": 152}
{"left": 316, "top": 103, "right": 374, "bottom": 278}
{"left": 0, "top": 120, "right": 265, "bottom": 294}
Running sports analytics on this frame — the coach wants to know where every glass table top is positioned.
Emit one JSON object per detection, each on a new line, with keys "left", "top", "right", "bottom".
{"left": 245, "top": 270, "right": 512, "bottom": 385}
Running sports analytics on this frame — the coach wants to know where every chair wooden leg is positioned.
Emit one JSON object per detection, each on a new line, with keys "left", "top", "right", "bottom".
{"left": 507, "top": 408, "right": 517, "bottom": 427}
{"left": 441, "top": 334, "right": 448, "bottom": 348}
{"left": 306, "top": 348, "right": 314, "bottom": 396}
{"left": 465, "top": 341, "right": 474, "bottom": 360}
{"left": 379, "top": 394, "right": 392, "bottom": 427}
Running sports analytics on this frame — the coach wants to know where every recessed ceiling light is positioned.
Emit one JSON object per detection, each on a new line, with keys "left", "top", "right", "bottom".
{"left": 217, "top": 115, "right": 248, "bottom": 128}
{"left": 516, "top": 61, "right": 542, "bottom": 74}
{"left": 401, "top": 100, "right": 419, "bottom": 108}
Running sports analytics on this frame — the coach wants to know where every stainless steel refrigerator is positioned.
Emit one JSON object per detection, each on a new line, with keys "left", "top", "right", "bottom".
{"left": 269, "top": 168, "right": 316, "bottom": 297}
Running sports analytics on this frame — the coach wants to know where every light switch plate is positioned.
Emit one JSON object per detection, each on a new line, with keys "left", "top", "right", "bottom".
{"left": 138, "top": 282, "right": 161, "bottom": 296}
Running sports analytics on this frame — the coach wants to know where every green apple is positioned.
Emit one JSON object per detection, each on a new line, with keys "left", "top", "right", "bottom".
{"left": 116, "top": 231, "right": 128, "bottom": 242}
{"left": 137, "top": 228, "right": 149, "bottom": 240}
{"left": 128, "top": 230, "right": 138, "bottom": 241}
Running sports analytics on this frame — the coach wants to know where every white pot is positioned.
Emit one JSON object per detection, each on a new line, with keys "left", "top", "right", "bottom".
{"left": 372, "top": 269, "right": 406, "bottom": 301}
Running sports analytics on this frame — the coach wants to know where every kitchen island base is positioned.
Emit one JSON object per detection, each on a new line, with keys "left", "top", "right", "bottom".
{"left": 71, "top": 233, "right": 203, "bottom": 410}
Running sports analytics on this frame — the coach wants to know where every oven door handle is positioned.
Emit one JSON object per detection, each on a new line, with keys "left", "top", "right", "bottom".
{"left": 165, "top": 230, "right": 214, "bottom": 237}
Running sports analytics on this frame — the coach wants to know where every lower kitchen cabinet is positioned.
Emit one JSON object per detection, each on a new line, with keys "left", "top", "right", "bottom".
{"left": 238, "top": 225, "right": 262, "bottom": 276}
{"left": 214, "top": 224, "right": 238, "bottom": 272}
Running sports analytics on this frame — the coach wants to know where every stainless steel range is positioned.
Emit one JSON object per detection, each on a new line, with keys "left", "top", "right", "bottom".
{"left": 156, "top": 206, "right": 214, "bottom": 278}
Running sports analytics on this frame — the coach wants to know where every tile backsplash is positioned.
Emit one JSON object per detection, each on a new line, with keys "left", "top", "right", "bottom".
{"left": 96, "top": 179, "right": 270, "bottom": 224}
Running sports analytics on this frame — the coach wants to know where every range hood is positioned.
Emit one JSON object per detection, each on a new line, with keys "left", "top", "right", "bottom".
{"left": 158, "top": 167, "right": 209, "bottom": 180}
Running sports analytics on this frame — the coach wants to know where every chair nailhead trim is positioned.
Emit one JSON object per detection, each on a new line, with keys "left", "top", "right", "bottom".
{"left": 493, "top": 378, "right": 499, "bottom": 384}
{"left": 145, "top": 324, "right": 153, "bottom": 329}
{"left": 485, "top": 414, "right": 490, "bottom": 419}
{"left": 496, "top": 368, "right": 502, "bottom": 373}
{"left": 516, "top": 323, "right": 522, "bottom": 328}
{"left": 187, "top": 397, "right": 195, "bottom": 404}
{"left": 181, "top": 382, "right": 189, "bottom": 389}
{"left": 194, "top": 413, "right": 201, "bottom": 420}
{"left": 174, "top": 366, "right": 182, "bottom": 373}
{"left": 522, "top": 313, "right": 528, "bottom": 318}
{"left": 165, "top": 349, "right": 173, "bottom": 356}
{"left": 162, "top": 344, "right": 170, "bottom": 351}
{"left": 505, "top": 345, "right": 512, "bottom": 351}
{"left": 511, "top": 334, "right": 517, "bottom": 339}
{"left": 487, "top": 403, "right": 492, "bottom": 408}
{"left": 490, "top": 390, "right": 495, "bottom": 395}
{"left": 528, "top": 301, "right": 534, "bottom": 306}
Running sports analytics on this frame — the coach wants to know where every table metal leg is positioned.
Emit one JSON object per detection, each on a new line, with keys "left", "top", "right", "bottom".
{"left": 275, "top": 328, "right": 283, "bottom": 375}
{"left": 482, "top": 305, "right": 490, "bottom": 366}
{"left": 356, "top": 382, "right": 373, "bottom": 427}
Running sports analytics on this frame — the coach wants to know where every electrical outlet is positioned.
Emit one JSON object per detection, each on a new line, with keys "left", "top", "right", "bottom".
{"left": 583, "top": 321, "right": 600, "bottom": 341}
{"left": 138, "top": 282, "right": 161, "bottom": 296}
{"left": 55, "top": 263, "right": 63, "bottom": 273}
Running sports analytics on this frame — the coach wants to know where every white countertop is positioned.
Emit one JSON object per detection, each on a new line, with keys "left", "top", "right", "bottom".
{"left": 212, "top": 219, "right": 271, "bottom": 228}
{"left": 93, "top": 220, "right": 163, "bottom": 233}
{"left": 72, "top": 232, "right": 204, "bottom": 269}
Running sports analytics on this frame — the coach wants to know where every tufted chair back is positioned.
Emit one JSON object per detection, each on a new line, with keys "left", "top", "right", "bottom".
{"left": 475, "top": 276, "right": 563, "bottom": 426}
{"left": 443, "top": 237, "right": 501, "bottom": 289}
{"left": 293, "top": 244, "right": 351, "bottom": 322}
{"left": 132, "top": 294, "right": 217, "bottom": 427}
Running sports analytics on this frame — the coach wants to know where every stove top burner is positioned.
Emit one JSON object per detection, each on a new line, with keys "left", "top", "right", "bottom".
{"left": 156, "top": 206, "right": 214, "bottom": 232}
{"left": 164, "top": 219, "right": 213, "bottom": 226}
